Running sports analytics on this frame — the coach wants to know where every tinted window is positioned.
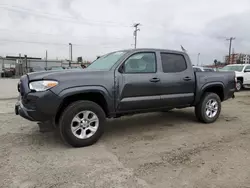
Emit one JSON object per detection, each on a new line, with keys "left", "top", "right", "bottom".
{"left": 124, "top": 52, "right": 156, "bottom": 73}
{"left": 245, "top": 66, "right": 250, "bottom": 70}
{"left": 161, "top": 53, "right": 187, "bottom": 73}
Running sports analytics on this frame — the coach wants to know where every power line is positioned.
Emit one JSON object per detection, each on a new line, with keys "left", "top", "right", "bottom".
{"left": 0, "top": 39, "right": 125, "bottom": 47}
{"left": 0, "top": 39, "right": 68, "bottom": 46}
{"left": 0, "top": 4, "right": 132, "bottom": 28}
{"left": 0, "top": 28, "right": 126, "bottom": 40}
{"left": 8, "top": 4, "right": 129, "bottom": 26}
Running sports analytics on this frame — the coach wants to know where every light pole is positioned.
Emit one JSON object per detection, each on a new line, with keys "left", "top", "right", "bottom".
{"left": 69, "top": 43, "right": 73, "bottom": 67}
{"left": 226, "top": 37, "right": 235, "bottom": 64}
{"left": 197, "top": 53, "right": 200, "bottom": 66}
{"left": 45, "top": 50, "right": 48, "bottom": 70}
{"left": 133, "top": 23, "right": 140, "bottom": 49}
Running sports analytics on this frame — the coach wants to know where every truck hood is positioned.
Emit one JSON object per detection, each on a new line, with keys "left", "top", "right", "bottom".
{"left": 27, "top": 69, "right": 109, "bottom": 82}
{"left": 219, "top": 70, "right": 243, "bottom": 76}
{"left": 234, "top": 71, "right": 244, "bottom": 77}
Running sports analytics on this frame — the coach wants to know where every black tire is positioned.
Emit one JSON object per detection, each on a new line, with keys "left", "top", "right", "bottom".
{"left": 59, "top": 100, "right": 106, "bottom": 147}
{"left": 236, "top": 80, "right": 242, "bottom": 92}
{"left": 195, "top": 92, "right": 221, "bottom": 123}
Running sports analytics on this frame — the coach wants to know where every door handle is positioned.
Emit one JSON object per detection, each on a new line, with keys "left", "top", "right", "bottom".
{"left": 183, "top": 76, "right": 192, "bottom": 81}
{"left": 150, "top": 77, "right": 160, "bottom": 82}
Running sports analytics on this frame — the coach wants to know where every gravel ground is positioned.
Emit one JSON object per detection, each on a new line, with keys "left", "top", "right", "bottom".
{"left": 1, "top": 91, "right": 250, "bottom": 188}
{"left": 0, "top": 79, "right": 19, "bottom": 100}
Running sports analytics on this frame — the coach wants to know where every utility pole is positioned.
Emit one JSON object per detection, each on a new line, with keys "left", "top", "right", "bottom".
{"left": 197, "top": 53, "right": 200, "bottom": 66}
{"left": 133, "top": 23, "right": 140, "bottom": 49}
{"left": 69, "top": 43, "right": 73, "bottom": 67}
{"left": 45, "top": 50, "right": 48, "bottom": 70}
{"left": 19, "top": 53, "right": 22, "bottom": 76}
{"left": 226, "top": 37, "right": 235, "bottom": 64}
{"left": 24, "top": 55, "right": 28, "bottom": 73}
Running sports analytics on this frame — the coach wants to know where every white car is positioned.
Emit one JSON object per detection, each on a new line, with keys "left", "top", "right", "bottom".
{"left": 193, "top": 66, "right": 215, "bottom": 72}
{"left": 219, "top": 64, "right": 250, "bottom": 91}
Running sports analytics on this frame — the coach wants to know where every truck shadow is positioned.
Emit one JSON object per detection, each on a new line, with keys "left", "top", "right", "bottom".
{"left": 27, "top": 109, "right": 197, "bottom": 148}
{"left": 102, "top": 109, "right": 197, "bottom": 139}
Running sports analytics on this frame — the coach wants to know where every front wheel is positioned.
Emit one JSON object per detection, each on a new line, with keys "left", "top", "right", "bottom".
{"left": 236, "top": 80, "right": 242, "bottom": 92}
{"left": 59, "top": 101, "right": 106, "bottom": 147}
{"left": 195, "top": 92, "right": 221, "bottom": 123}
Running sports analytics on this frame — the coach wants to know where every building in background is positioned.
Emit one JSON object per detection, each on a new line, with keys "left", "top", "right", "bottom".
{"left": 225, "top": 53, "right": 250, "bottom": 64}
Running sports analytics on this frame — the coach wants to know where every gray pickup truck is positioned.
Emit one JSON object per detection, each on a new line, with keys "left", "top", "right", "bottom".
{"left": 15, "top": 48, "right": 236, "bottom": 147}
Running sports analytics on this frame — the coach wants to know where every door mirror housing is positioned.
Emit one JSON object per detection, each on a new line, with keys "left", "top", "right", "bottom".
{"left": 118, "top": 64, "right": 125, "bottom": 73}
{"left": 244, "top": 69, "right": 250, "bottom": 72}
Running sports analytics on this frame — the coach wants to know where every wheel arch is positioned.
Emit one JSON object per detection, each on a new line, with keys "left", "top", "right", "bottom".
{"left": 55, "top": 86, "right": 113, "bottom": 126}
{"left": 237, "top": 76, "right": 243, "bottom": 83}
{"left": 195, "top": 82, "right": 225, "bottom": 104}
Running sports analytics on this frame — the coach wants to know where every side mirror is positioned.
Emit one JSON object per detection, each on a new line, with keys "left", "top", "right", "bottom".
{"left": 118, "top": 64, "right": 125, "bottom": 73}
{"left": 244, "top": 69, "right": 250, "bottom": 72}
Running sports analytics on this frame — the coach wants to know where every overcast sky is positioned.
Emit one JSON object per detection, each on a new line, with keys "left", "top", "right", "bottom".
{"left": 0, "top": 0, "right": 250, "bottom": 64}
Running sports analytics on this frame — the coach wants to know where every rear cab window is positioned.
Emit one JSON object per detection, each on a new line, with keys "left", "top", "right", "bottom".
{"left": 160, "top": 53, "right": 187, "bottom": 73}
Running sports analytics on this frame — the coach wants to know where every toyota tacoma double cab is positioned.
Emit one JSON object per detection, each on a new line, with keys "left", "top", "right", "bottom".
{"left": 15, "top": 48, "right": 236, "bottom": 147}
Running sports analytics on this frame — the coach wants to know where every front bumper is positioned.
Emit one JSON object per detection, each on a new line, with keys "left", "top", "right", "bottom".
{"left": 15, "top": 75, "right": 61, "bottom": 122}
{"left": 15, "top": 100, "right": 35, "bottom": 121}
{"left": 15, "top": 91, "right": 61, "bottom": 122}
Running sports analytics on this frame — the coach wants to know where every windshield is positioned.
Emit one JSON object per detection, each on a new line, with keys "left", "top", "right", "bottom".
{"left": 86, "top": 51, "right": 126, "bottom": 70}
{"left": 220, "top": 65, "right": 244, "bottom": 72}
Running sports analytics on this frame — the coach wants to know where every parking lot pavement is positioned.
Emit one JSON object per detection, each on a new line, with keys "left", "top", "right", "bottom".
{"left": 1, "top": 91, "right": 250, "bottom": 188}
{"left": 0, "top": 78, "right": 19, "bottom": 100}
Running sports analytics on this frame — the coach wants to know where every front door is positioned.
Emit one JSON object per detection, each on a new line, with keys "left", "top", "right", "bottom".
{"left": 243, "top": 65, "right": 250, "bottom": 85}
{"left": 116, "top": 52, "right": 161, "bottom": 112}
{"left": 158, "top": 52, "right": 195, "bottom": 107}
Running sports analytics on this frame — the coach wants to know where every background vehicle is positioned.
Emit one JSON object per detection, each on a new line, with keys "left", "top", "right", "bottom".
{"left": 15, "top": 49, "right": 236, "bottom": 147}
{"left": 30, "top": 66, "right": 45, "bottom": 72}
{"left": 1, "top": 68, "right": 15, "bottom": 77}
{"left": 46, "top": 66, "right": 65, "bottom": 71}
{"left": 66, "top": 66, "right": 83, "bottom": 70}
{"left": 193, "top": 66, "right": 215, "bottom": 72}
{"left": 219, "top": 64, "right": 250, "bottom": 91}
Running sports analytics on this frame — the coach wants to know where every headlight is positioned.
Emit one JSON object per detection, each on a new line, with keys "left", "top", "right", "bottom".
{"left": 29, "top": 80, "right": 58, "bottom": 91}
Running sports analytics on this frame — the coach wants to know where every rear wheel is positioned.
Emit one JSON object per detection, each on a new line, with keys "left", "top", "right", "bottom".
{"left": 195, "top": 92, "right": 221, "bottom": 123}
{"left": 59, "top": 100, "right": 106, "bottom": 147}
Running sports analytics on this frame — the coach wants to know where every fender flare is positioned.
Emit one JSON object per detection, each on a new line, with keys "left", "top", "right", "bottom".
{"left": 194, "top": 82, "right": 225, "bottom": 104}
{"left": 58, "top": 85, "right": 114, "bottom": 113}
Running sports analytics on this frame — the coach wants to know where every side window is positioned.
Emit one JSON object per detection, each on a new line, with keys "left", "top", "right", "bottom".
{"left": 160, "top": 53, "right": 187, "bottom": 73}
{"left": 124, "top": 52, "right": 156, "bottom": 73}
{"left": 245, "top": 66, "right": 250, "bottom": 71}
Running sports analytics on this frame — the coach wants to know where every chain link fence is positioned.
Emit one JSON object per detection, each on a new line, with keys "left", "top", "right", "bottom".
{"left": 0, "top": 57, "right": 82, "bottom": 78}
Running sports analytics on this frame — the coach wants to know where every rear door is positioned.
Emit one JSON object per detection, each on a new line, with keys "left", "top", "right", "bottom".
{"left": 116, "top": 51, "right": 161, "bottom": 112}
{"left": 158, "top": 52, "right": 195, "bottom": 107}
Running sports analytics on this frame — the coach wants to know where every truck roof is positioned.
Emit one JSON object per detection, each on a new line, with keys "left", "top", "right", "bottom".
{"left": 119, "top": 48, "right": 187, "bottom": 55}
